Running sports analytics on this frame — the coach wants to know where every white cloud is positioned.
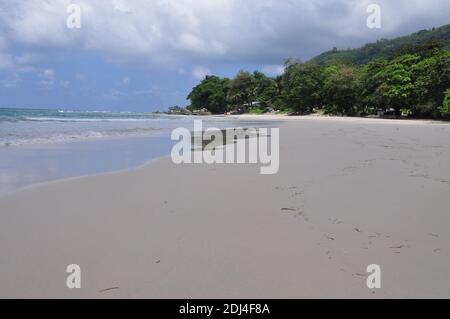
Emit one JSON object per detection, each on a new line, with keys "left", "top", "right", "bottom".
{"left": 0, "top": 0, "right": 449, "bottom": 71}
{"left": 192, "top": 66, "right": 210, "bottom": 80}
{"left": 122, "top": 76, "right": 130, "bottom": 85}
{"left": 1, "top": 0, "right": 77, "bottom": 47}
{"left": 112, "top": 0, "right": 131, "bottom": 13}
{"left": 38, "top": 68, "right": 56, "bottom": 87}
{"left": 262, "top": 64, "right": 285, "bottom": 76}
{"left": 39, "top": 69, "right": 55, "bottom": 79}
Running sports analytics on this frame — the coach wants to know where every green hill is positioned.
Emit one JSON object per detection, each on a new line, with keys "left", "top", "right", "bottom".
{"left": 311, "top": 23, "right": 450, "bottom": 65}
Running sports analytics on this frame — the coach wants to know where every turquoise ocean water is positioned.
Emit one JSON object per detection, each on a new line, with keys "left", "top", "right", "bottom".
{"left": 0, "top": 107, "right": 276, "bottom": 195}
{"left": 0, "top": 108, "right": 203, "bottom": 146}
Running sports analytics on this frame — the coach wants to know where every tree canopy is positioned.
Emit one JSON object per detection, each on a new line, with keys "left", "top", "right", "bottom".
{"left": 186, "top": 38, "right": 450, "bottom": 119}
{"left": 312, "top": 23, "right": 450, "bottom": 65}
{"left": 187, "top": 76, "right": 230, "bottom": 114}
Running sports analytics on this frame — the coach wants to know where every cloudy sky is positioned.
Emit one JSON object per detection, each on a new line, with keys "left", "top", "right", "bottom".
{"left": 0, "top": 0, "right": 449, "bottom": 111}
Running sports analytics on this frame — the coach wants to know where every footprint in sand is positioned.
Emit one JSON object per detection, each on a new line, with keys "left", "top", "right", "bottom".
{"left": 352, "top": 273, "right": 367, "bottom": 279}
{"left": 275, "top": 186, "right": 304, "bottom": 199}
{"left": 329, "top": 218, "right": 344, "bottom": 225}
{"left": 288, "top": 191, "right": 303, "bottom": 199}
{"left": 440, "top": 180, "right": 450, "bottom": 186}
{"left": 281, "top": 208, "right": 309, "bottom": 221}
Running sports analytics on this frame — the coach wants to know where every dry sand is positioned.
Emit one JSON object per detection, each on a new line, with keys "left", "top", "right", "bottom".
{"left": 1, "top": 117, "right": 450, "bottom": 298}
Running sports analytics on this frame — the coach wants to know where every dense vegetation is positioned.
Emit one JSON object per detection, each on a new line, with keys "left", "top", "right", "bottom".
{"left": 186, "top": 25, "right": 450, "bottom": 119}
{"left": 312, "top": 23, "right": 450, "bottom": 65}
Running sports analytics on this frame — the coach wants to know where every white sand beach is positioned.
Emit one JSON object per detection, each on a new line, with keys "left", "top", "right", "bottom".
{"left": 1, "top": 117, "right": 450, "bottom": 298}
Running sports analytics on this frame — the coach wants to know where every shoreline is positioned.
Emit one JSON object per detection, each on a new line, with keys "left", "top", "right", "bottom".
{"left": 0, "top": 154, "right": 172, "bottom": 200}
{"left": 224, "top": 113, "right": 450, "bottom": 125}
{"left": 0, "top": 134, "right": 174, "bottom": 198}
{"left": 1, "top": 119, "right": 450, "bottom": 298}
{"left": 0, "top": 116, "right": 279, "bottom": 197}
{"left": 1, "top": 112, "right": 449, "bottom": 200}
{"left": 1, "top": 113, "right": 448, "bottom": 199}
{"left": 3, "top": 113, "right": 445, "bottom": 198}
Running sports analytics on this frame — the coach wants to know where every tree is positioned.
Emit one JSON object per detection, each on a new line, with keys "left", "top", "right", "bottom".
{"left": 322, "top": 64, "right": 363, "bottom": 115}
{"left": 439, "top": 88, "right": 450, "bottom": 119}
{"left": 227, "top": 71, "right": 256, "bottom": 112}
{"left": 363, "top": 49, "right": 450, "bottom": 118}
{"left": 252, "top": 71, "right": 278, "bottom": 109}
{"left": 184, "top": 27, "right": 450, "bottom": 119}
{"left": 278, "top": 61, "right": 324, "bottom": 114}
{"left": 412, "top": 50, "right": 450, "bottom": 111}
{"left": 368, "top": 54, "right": 420, "bottom": 115}
{"left": 361, "top": 58, "right": 388, "bottom": 112}
{"left": 187, "top": 76, "right": 231, "bottom": 114}
{"left": 396, "top": 41, "right": 445, "bottom": 59}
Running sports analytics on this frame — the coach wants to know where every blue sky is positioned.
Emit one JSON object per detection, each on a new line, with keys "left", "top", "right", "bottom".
{"left": 0, "top": 0, "right": 449, "bottom": 112}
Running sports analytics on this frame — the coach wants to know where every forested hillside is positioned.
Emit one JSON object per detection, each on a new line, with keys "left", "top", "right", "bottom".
{"left": 312, "top": 23, "right": 450, "bottom": 65}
